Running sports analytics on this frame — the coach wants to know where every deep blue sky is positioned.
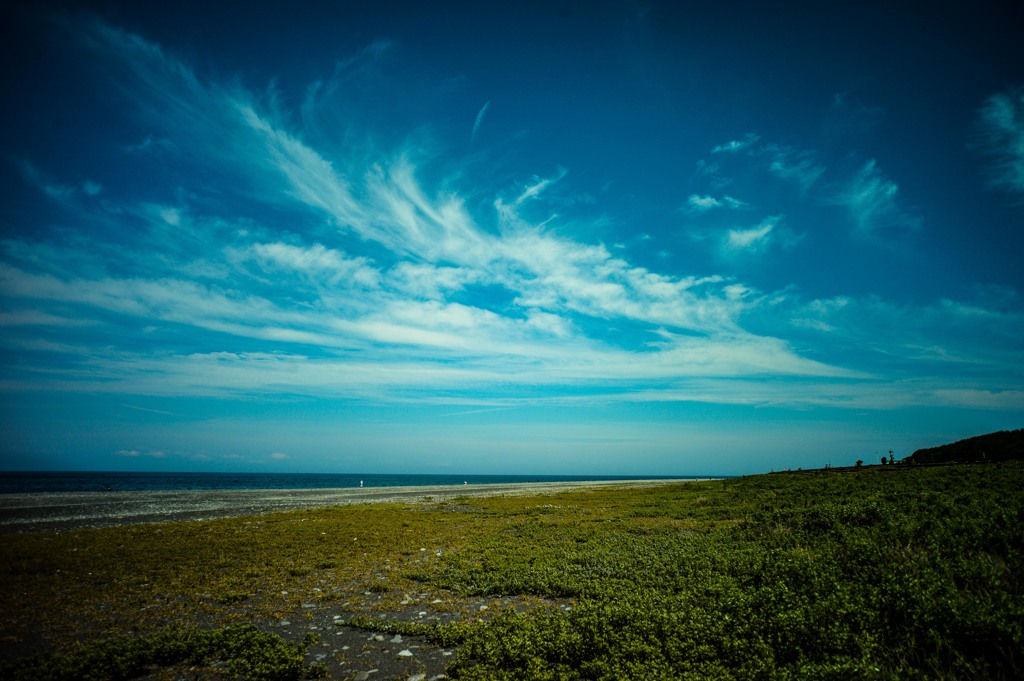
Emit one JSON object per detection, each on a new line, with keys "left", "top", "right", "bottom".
{"left": 1, "top": 0, "right": 1021, "bottom": 475}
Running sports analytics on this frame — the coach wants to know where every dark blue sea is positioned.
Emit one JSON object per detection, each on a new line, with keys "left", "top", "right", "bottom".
{"left": 0, "top": 471, "right": 691, "bottom": 495}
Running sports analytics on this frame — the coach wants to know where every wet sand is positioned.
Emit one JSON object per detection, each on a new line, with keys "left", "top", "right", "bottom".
{"left": 0, "top": 479, "right": 692, "bottom": 533}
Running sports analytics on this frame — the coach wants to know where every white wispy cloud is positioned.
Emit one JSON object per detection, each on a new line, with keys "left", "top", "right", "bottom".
{"left": 514, "top": 167, "right": 569, "bottom": 206}
{"left": 123, "top": 135, "right": 176, "bottom": 155}
{"left": 764, "top": 146, "right": 825, "bottom": 194}
{"left": 835, "top": 159, "right": 921, "bottom": 238}
{"left": 698, "top": 136, "right": 825, "bottom": 200}
{"left": 72, "top": 16, "right": 247, "bottom": 168}
{"left": 726, "top": 220, "right": 774, "bottom": 251}
{"left": 388, "top": 262, "right": 483, "bottom": 300}
{"left": 158, "top": 207, "right": 181, "bottom": 226}
{"left": 976, "top": 85, "right": 1024, "bottom": 197}
{"left": 471, "top": 99, "right": 491, "bottom": 142}
{"left": 239, "top": 104, "right": 368, "bottom": 233}
{"left": 116, "top": 449, "right": 166, "bottom": 458}
{"left": 687, "top": 194, "right": 747, "bottom": 212}
{"left": 688, "top": 194, "right": 722, "bottom": 210}
{"left": 491, "top": 206, "right": 743, "bottom": 333}
{"left": 243, "top": 242, "right": 381, "bottom": 288}
{"left": 19, "top": 161, "right": 77, "bottom": 204}
{"left": 696, "top": 132, "right": 927, "bottom": 251}
{"left": 718, "top": 216, "right": 802, "bottom": 259}
{"left": 784, "top": 292, "right": 1024, "bottom": 380}
{"left": 0, "top": 310, "right": 96, "bottom": 327}
{"left": 712, "top": 133, "right": 759, "bottom": 154}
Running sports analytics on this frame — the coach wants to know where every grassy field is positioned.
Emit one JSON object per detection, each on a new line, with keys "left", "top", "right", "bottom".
{"left": 2, "top": 462, "right": 1022, "bottom": 679}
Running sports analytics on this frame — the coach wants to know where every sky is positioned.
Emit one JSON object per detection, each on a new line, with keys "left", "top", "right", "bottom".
{"left": 0, "top": 0, "right": 1022, "bottom": 476}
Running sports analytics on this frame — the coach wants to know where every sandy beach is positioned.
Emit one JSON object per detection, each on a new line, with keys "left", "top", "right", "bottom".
{"left": 0, "top": 479, "right": 690, "bottom": 534}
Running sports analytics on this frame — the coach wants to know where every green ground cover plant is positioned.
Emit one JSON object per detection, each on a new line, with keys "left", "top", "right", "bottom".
{"left": 2, "top": 462, "right": 1022, "bottom": 679}
{"left": 3, "top": 624, "right": 324, "bottom": 681}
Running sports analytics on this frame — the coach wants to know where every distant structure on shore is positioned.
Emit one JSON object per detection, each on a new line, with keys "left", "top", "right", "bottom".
{"left": 904, "top": 429, "right": 1024, "bottom": 464}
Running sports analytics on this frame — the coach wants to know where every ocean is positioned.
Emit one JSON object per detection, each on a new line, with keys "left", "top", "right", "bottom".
{"left": 0, "top": 471, "right": 690, "bottom": 495}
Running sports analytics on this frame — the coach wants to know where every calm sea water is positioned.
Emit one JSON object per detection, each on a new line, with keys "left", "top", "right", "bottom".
{"left": 0, "top": 471, "right": 691, "bottom": 495}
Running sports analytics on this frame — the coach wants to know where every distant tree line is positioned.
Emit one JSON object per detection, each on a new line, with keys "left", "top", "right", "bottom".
{"left": 904, "top": 429, "right": 1024, "bottom": 464}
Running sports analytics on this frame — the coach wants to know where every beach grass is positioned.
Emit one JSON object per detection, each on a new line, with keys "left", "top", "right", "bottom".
{"left": 2, "top": 462, "right": 1022, "bottom": 679}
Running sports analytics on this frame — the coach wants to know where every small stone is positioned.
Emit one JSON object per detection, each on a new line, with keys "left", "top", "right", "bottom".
{"left": 390, "top": 634, "right": 403, "bottom": 643}
{"left": 478, "top": 605, "right": 488, "bottom": 611}
{"left": 398, "top": 649, "right": 413, "bottom": 657}
{"left": 372, "top": 634, "right": 385, "bottom": 642}
{"left": 417, "top": 611, "right": 427, "bottom": 617}
{"left": 279, "top": 621, "right": 290, "bottom": 626}
{"left": 408, "top": 674, "right": 426, "bottom": 681}
{"left": 431, "top": 599, "right": 443, "bottom": 603}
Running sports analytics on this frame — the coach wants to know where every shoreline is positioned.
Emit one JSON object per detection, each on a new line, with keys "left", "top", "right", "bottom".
{"left": 0, "top": 479, "right": 699, "bottom": 533}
